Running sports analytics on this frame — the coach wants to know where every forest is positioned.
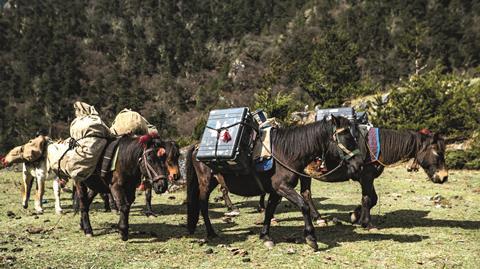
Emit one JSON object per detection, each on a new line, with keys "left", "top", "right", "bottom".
{"left": 0, "top": 0, "right": 479, "bottom": 166}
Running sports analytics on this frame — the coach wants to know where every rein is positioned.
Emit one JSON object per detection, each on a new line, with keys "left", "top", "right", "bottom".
{"left": 261, "top": 126, "right": 358, "bottom": 180}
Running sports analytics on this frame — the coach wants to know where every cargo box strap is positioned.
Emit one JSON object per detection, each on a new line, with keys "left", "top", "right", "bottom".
{"left": 205, "top": 121, "right": 259, "bottom": 159}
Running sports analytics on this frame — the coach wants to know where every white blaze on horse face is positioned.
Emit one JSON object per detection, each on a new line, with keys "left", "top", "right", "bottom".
{"left": 432, "top": 150, "right": 439, "bottom": 157}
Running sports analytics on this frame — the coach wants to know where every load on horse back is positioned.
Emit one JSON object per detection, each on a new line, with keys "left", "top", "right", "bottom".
{"left": 186, "top": 107, "right": 364, "bottom": 250}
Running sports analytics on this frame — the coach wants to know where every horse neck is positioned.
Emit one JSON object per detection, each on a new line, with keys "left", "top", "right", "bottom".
{"left": 118, "top": 138, "right": 144, "bottom": 174}
{"left": 378, "top": 129, "right": 420, "bottom": 165}
{"left": 272, "top": 121, "right": 330, "bottom": 166}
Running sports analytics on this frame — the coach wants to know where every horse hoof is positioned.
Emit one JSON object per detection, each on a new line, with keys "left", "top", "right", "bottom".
{"left": 365, "top": 224, "right": 378, "bottom": 231}
{"left": 224, "top": 209, "right": 240, "bottom": 217}
{"left": 350, "top": 212, "right": 359, "bottom": 224}
{"left": 85, "top": 233, "right": 93, "bottom": 237}
{"left": 316, "top": 219, "right": 328, "bottom": 227}
{"left": 121, "top": 234, "right": 128, "bottom": 241}
{"left": 306, "top": 237, "right": 319, "bottom": 251}
{"left": 22, "top": 204, "right": 28, "bottom": 209}
{"left": 55, "top": 210, "right": 63, "bottom": 215}
{"left": 207, "top": 232, "right": 218, "bottom": 239}
{"left": 263, "top": 240, "right": 275, "bottom": 249}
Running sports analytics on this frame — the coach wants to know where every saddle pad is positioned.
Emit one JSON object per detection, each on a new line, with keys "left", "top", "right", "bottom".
{"left": 368, "top": 127, "right": 380, "bottom": 161}
{"left": 253, "top": 127, "right": 273, "bottom": 160}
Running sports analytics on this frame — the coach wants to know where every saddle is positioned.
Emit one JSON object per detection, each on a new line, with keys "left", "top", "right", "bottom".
{"left": 100, "top": 137, "right": 122, "bottom": 179}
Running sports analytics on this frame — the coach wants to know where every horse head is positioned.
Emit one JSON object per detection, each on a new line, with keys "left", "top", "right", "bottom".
{"left": 415, "top": 129, "right": 448, "bottom": 184}
{"left": 162, "top": 141, "right": 181, "bottom": 183}
{"left": 327, "top": 115, "right": 364, "bottom": 178}
{"left": 138, "top": 133, "right": 169, "bottom": 194}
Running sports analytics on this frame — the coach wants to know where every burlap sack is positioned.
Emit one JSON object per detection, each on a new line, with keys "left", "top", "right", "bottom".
{"left": 110, "top": 108, "right": 149, "bottom": 136}
{"left": 65, "top": 102, "right": 111, "bottom": 182}
{"left": 4, "top": 135, "right": 47, "bottom": 165}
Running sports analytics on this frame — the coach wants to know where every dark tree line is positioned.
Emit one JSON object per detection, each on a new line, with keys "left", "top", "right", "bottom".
{"left": 0, "top": 0, "right": 479, "bottom": 152}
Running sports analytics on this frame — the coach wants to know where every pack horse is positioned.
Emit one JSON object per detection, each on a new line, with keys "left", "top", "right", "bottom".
{"left": 186, "top": 107, "right": 364, "bottom": 250}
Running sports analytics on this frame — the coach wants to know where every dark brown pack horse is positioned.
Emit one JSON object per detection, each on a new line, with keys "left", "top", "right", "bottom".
{"left": 264, "top": 127, "right": 448, "bottom": 229}
{"left": 75, "top": 133, "right": 170, "bottom": 241}
{"left": 105, "top": 140, "right": 182, "bottom": 217}
{"left": 186, "top": 116, "right": 364, "bottom": 250}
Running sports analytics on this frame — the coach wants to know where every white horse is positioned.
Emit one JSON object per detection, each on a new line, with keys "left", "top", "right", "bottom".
{"left": 22, "top": 140, "right": 70, "bottom": 214}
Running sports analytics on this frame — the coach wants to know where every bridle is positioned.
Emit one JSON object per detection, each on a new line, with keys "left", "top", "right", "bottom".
{"left": 263, "top": 125, "right": 362, "bottom": 180}
{"left": 332, "top": 126, "right": 361, "bottom": 161}
{"left": 139, "top": 147, "right": 167, "bottom": 185}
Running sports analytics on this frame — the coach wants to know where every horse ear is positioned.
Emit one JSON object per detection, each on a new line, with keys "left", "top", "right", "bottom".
{"left": 157, "top": 147, "right": 166, "bottom": 158}
{"left": 432, "top": 132, "right": 440, "bottom": 142}
{"left": 331, "top": 114, "right": 340, "bottom": 126}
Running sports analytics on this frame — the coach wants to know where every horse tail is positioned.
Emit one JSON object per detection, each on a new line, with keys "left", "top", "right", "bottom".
{"left": 186, "top": 145, "right": 200, "bottom": 234}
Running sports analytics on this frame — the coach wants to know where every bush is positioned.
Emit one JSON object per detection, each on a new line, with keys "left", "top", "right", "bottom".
{"left": 373, "top": 67, "right": 480, "bottom": 138}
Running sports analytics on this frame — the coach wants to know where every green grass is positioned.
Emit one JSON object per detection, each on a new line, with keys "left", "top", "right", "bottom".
{"left": 1, "top": 168, "right": 479, "bottom": 268}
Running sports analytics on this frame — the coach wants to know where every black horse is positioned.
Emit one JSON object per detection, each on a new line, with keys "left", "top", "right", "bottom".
{"left": 298, "top": 127, "right": 449, "bottom": 228}
{"left": 186, "top": 116, "right": 364, "bottom": 250}
{"left": 75, "top": 133, "right": 170, "bottom": 241}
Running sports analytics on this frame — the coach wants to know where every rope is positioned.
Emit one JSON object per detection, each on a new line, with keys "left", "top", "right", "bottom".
{"left": 259, "top": 140, "right": 344, "bottom": 181}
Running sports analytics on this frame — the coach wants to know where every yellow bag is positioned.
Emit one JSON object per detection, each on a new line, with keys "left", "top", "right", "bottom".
{"left": 110, "top": 108, "right": 149, "bottom": 136}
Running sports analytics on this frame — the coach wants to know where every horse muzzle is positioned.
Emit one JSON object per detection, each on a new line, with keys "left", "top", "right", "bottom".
{"left": 152, "top": 175, "right": 168, "bottom": 194}
{"left": 432, "top": 169, "right": 448, "bottom": 184}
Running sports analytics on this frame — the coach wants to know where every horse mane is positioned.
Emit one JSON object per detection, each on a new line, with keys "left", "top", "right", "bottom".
{"left": 378, "top": 129, "right": 421, "bottom": 164}
{"left": 116, "top": 136, "right": 144, "bottom": 172}
{"left": 272, "top": 119, "right": 332, "bottom": 162}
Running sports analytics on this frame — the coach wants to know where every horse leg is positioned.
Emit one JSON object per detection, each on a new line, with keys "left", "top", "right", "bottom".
{"left": 108, "top": 193, "right": 117, "bottom": 213}
{"left": 34, "top": 175, "right": 45, "bottom": 213}
{"left": 110, "top": 182, "right": 130, "bottom": 241}
{"left": 259, "top": 192, "right": 281, "bottom": 248}
{"left": 99, "top": 193, "right": 111, "bottom": 212}
{"left": 22, "top": 169, "right": 34, "bottom": 210}
{"left": 53, "top": 178, "right": 63, "bottom": 214}
{"left": 257, "top": 194, "right": 266, "bottom": 212}
{"left": 143, "top": 181, "right": 156, "bottom": 217}
{"left": 216, "top": 176, "right": 238, "bottom": 213}
{"left": 357, "top": 180, "right": 378, "bottom": 229}
{"left": 300, "top": 177, "right": 323, "bottom": 223}
{"left": 76, "top": 181, "right": 94, "bottom": 236}
{"left": 200, "top": 175, "right": 219, "bottom": 238}
{"left": 276, "top": 183, "right": 318, "bottom": 251}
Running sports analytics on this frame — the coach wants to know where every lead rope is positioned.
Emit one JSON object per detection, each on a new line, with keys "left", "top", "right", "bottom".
{"left": 259, "top": 140, "right": 344, "bottom": 180}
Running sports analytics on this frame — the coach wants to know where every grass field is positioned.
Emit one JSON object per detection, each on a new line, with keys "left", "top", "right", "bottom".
{"left": 0, "top": 167, "right": 479, "bottom": 268}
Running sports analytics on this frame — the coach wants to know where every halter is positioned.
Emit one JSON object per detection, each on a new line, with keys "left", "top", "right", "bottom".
{"left": 332, "top": 126, "right": 361, "bottom": 160}
{"left": 139, "top": 147, "right": 167, "bottom": 184}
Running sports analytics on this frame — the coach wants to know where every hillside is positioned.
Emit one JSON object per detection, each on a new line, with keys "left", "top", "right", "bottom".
{"left": 0, "top": 0, "right": 479, "bottom": 151}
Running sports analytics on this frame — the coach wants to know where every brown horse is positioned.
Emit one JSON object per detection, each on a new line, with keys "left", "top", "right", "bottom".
{"left": 186, "top": 116, "right": 364, "bottom": 250}
{"left": 75, "top": 133, "right": 170, "bottom": 241}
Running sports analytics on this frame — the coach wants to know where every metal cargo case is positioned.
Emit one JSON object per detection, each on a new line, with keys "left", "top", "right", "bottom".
{"left": 196, "top": 107, "right": 258, "bottom": 174}
{"left": 316, "top": 107, "right": 356, "bottom": 122}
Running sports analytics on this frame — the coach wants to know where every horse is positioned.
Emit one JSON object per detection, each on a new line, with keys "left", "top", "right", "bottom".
{"left": 280, "top": 127, "right": 448, "bottom": 229}
{"left": 50, "top": 133, "right": 170, "bottom": 241}
{"left": 105, "top": 140, "right": 182, "bottom": 217}
{"left": 21, "top": 161, "right": 65, "bottom": 214}
{"left": 186, "top": 115, "right": 364, "bottom": 250}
